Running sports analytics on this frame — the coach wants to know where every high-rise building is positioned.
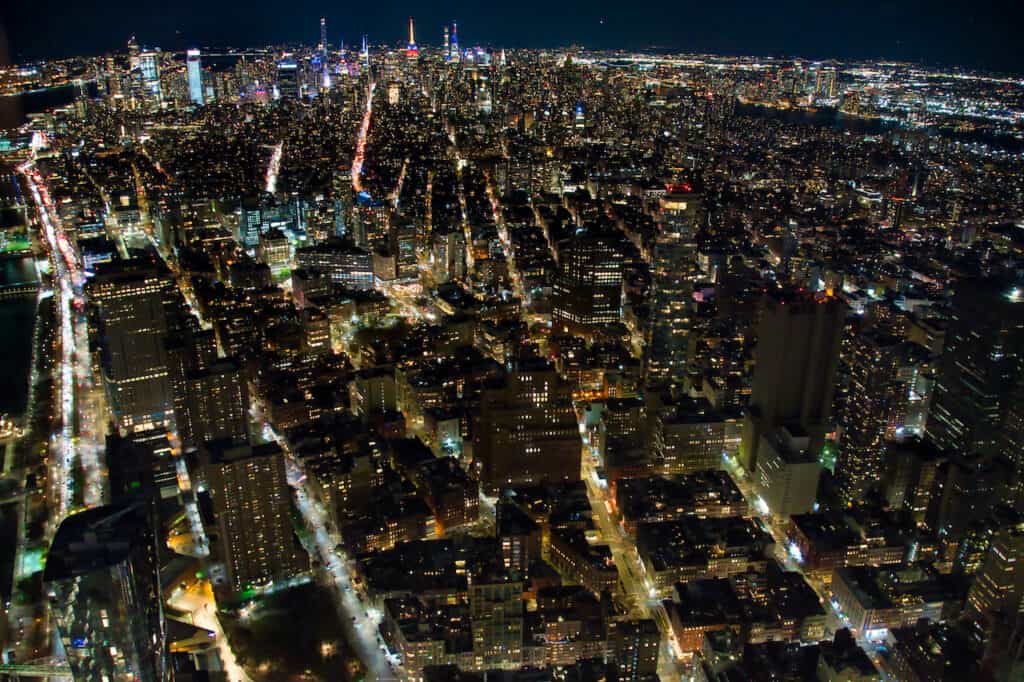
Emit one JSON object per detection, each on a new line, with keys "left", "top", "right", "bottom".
{"left": 138, "top": 49, "right": 161, "bottom": 102}
{"left": 927, "top": 280, "right": 1024, "bottom": 460}
{"left": 740, "top": 289, "right": 844, "bottom": 472}
{"left": 406, "top": 16, "right": 419, "bottom": 60}
{"left": 552, "top": 225, "right": 623, "bottom": 336}
{"left": 200, "top": 439, "right": 308, "bottom": 596}
{"left": 177, "top": 357, "right": 250, "bottom": 450}
{"left": 319, "top": 16, "right": 328, "bottom": 55}
{"left": 753, "top": 425, "right": 821, "bottom": 517}
{"left": 89, "top": 261, "right": 174, "bottom": 434}
{"left": 835, "top": 331, "right": 901, "bottom": 503}
{"left": 646, "top": 188, "right": 701, "bottom": 385}
{"left": 45, "top": 503, "right": 166, "bottom": 682}
{"left": 186, "top": 48, "right": 203, "bottom": 105}
{"left": 967, "top": 524, "right": 1024, "bottom": 617}
{"left": 449, "top": 22, "right": 460, "bottom": 62}
{"left": 276, "top": 58, "right": 299, "bottom": 99}
{"left": 473, "top": 360, "right": 581, "bottom": 492}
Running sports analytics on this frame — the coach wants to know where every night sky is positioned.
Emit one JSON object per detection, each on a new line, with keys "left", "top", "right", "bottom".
{"left": 1, "top": 0, "right": 1022, "bottom": 73}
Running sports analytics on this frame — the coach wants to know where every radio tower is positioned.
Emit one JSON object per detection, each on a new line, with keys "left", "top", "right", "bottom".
{"left": 406, "top": 17, "right": 419, "bottom": 59}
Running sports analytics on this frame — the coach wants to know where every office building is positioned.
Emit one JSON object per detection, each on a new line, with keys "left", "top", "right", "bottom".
{"left": 927, "top": 280, "right": 1024, "bottom": 459}
{"left": 89, "top": 261, "right": 174, "bottom": 434}
{"left": 966, "top": 524, "right": 1024, "bottom": 617}
{"left": 473, "top": 360, "right": 581, "bottom": 492}
{"left": 753, "top": 425, "right": 821, "bottom": 517}
{"left": 296, "top": 238, "right": 374, "bottom": 290}
{"left": 277, "top": 58, "right": 299, "bottom": 99}
{"left": 740, "top": 289, "right": 844, "bottom": 472}
{"left": 552, "top": 225, "right": 623, "bottom": 336}
{"left": 45, "top": 503, "right": 166, "bottom": 682}
{"left": 186, "top": 48, "right": 203, "bottom": 105}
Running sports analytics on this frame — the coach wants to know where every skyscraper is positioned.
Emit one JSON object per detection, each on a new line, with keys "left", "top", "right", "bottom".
{"left": 186, "top": 48, "right": 203, "bottom": 105}
{"left": 138, "top": 49, "right": 161, "bottom": 102}
{"left": 45, "top": 503, "right": 166, "bottom": 682}
{"left": 406, "top": 16, "right": 419, "bottom": 60}
{"left": 646, "top": 188, "right": 701, "bottom": 386}
{"left": 200, "top": 439, "right": 308, "bottom": 597}
{"left": 740, "top": 289, "right": 845, "bottom": 472}
{"left": 450, "top": 22, "right": 460, "bottom": 62}
{"left": 443, "top": 25, "right": 450, "bottom": 60}
{"left": 552, "top": 225, "right": 624, "bottom": 336}
{"left": 835, "top": 331, "right": 902, "bottom": 503}
{"left": 926, "top": 280, "right": 1024, "bottom": 459}
{"left": 276, "top": 58, "right": 299, "bottom": 99}
{"left": 319, "top": 16, "right": 328, "bottom": 55}
{"left": 966, "top": 524, "right": 1024, "bottom": 617}
{"left": 89, "top": 261, "right": 174, "bottom": 434}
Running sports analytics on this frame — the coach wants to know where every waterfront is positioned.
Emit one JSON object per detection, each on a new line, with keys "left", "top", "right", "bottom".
{"left": 0, "top": 83, "right": 91, "bottom": 131}
{"left": 0, "top": 256, "right": 40, "bottom": 416}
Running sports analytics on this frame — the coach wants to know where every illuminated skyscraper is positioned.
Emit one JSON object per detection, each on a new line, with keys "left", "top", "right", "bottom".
{"left": 740, "top": 289, "right": 844, "bottom": 472}
{"left": 406, "top": 16, "right": 418, "bottom": 60}
{"left": 443, "top": 25, "right": 450, "bottom": 60}
{"left": 45, "top": 503, "right": 166, "bottom": 682}
{"left": 186, "top": 48, "right": 203, "bottom": 105}
{"left": 646, "top": 187, "right": 701, "bottom": 386}
{"left": 835, "top": 331, "right": 902, "bottom": 503}
{"left": 360, "top": 34, "right": 369, "bottom": 68}
{"left": 450, "top": 21, "right": 460, "bottom": 62}
{"left": 139, "top": 49, "right": 161, "bottom": 102}
{"left": 319, "top": 16, "right": 328, "bottom": 55}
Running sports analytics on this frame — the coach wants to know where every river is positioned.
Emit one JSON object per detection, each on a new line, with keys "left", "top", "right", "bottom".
{"left": 0, "top": 256, "right": 40, "bottom": 416}
{"left": 0, "top": 83, "right": 93, "bottom": 131}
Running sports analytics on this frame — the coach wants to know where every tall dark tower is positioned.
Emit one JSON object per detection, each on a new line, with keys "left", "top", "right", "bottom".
{"left": 927, "top": 280, "right": 1024, "bottom": 460}
{"left": 740, "top": 289, "right": 845, "bottom": 472}
{"left": 45, "top": 504, "right": 167, "bottom": 682}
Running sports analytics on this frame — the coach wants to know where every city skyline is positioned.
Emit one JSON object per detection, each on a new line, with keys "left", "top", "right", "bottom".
{"left": 1, "top": 4, "right": 1023, "bottom": 681}
{"left": 2, "top": 0, "right": 1024, "bottom": 73}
